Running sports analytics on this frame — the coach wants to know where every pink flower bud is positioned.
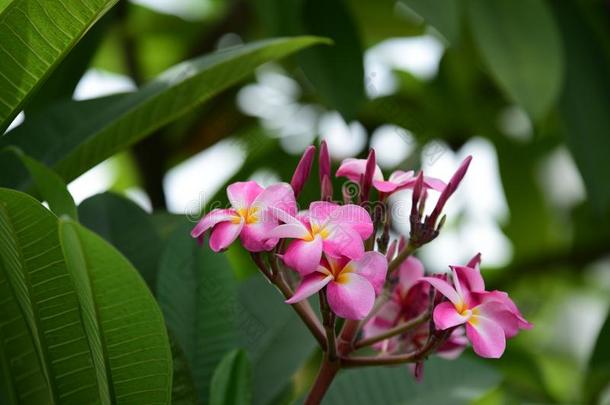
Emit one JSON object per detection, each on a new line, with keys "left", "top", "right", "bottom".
{"left": 319, "top": 140, "right": 331, "bottom": 184}
{"left": 290, "top": 145, "right": 316, "bottom": 198}
{"left": 361, "top": 149, "right": 376, "bottom": 201}
{"left": 427, "top": 156, "right": 472, "bottom": 227}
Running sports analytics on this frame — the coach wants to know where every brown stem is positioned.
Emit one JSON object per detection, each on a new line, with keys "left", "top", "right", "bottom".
{"left": 304, "top": 355, "right": 340, "bottom": 405}
{"left": 251, "top": 253, "right": 327, "bottom": 349}
{"left": 319, "top": 290, "right": 337, "bottom": 360}
{"left": 354, "top": 310, "right": 431, "bottom": 350}
{"left": 337, "top": 319, "right": 360, "bottom": 355}
{"left": 341, "top": 329, "right": 452, "bottom": 368}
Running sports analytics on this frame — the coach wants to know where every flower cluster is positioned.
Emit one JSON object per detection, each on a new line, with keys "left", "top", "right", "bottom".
{"left": 192, "top": 141, "right": 531, "bottom": 386}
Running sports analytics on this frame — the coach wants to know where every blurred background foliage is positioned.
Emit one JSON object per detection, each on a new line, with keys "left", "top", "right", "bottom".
{"left": 2, "top": 0, "right": 610, "bottom": 403}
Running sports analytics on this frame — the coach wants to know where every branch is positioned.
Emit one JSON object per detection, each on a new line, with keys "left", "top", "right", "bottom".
{"left": 251, "top": 253, "right": 327, "bottom": 349}
{"left": 354, "top": 310, "right": 431, "bottom": 350}
{"left": 341, "top": 328, "right": 452, "bottom": 368}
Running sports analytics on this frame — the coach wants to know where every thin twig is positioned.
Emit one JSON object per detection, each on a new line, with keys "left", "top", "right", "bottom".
{"left": 354, "top": 310, "right": 431, "bottom": 350}
{"left": 250, "top": 253, "right": 327, "bottom": 349}
{"left": 341, "top": 328, "right": 453, "bottom": 368}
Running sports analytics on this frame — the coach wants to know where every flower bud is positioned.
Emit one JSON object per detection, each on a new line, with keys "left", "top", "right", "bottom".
{"left": 290, "top": 145, "right": 316, "bottom": 198}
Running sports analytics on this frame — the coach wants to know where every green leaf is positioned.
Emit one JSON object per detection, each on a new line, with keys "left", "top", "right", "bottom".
{"left": 59, "top": 218, "right": 172, "bottom": 404}
{"left": 466, "top": 0, "right": 563, "bottom": 120}
{"left": 168, "top": 331, "right": 199, "bottom": 405}
{"left": 0, "top": 0, "right": 119, "bottom": 132}
{"left": 585, "top": 312, "right": 610, "bottom": 403}
{"left": 0, "top": 36, "right": 328, "bottom": 189}
{"left": 299, "top": 0, "right": 365, "bottom": 119}
{"left": 156, "top": 224, "right": 238, "bottom": 401}
{"left": 322, "top": 357, "right": 501, "bottom": 404}
{"left": 0, "top": 188, "right": 100, "bottom": 404}
{"left": 5, "top": 147, "right": 77, "bottom": 220}
{"left": 209, "top": 350, "right": 252, "bottom": 405}
{"left": 78, "top": 192, "right": 162, "bottom": 291}
{"left": 239, "top": 277, "right": 317, "bottom": 405}
{"left": 552, "top": 0, "right": 610, "bottom": 214}
{"left": 398, "top": 0, "right": 461, "bottom": 45}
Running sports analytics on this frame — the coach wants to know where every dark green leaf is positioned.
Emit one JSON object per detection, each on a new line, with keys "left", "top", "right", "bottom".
{"left": 239, "top": 277, "right": 317, "bottom": 405}
{"left": 398, "top": 0, "right": 460, "bottom": 45}
{"left": 5, "top": 147, "right": 77, "bottom": 220}
{"left": 585, "top": 312, "right": 610, "bottom": 403}
{"left": 78, "top": 192, "right": 163, "bottom": 290}
{"left": 0, "top": 36, "right": 328, "bottom": 190}
{"left": 467, "top": 0, "right": 563, "bottom": 120}
{"left": 322, "top": 357, "right": 501, "bottom": 404}
{"left": 299, "top": 0, "right": 365, "bottom": 119}
{"left": 552, "top": 0, "right": 610, "bottom": 214}
{"left": 156, "top": 224, "right": 238, "bottom": 401}
{"left": 59, "top": 218, "right": 173, "bottom": 404}
{"left": 169, "top": 331, "right": 199, "bottom": 405}
{"left": 0, "top": 0, "right": 119, "bottom": 132}
{"left": 0, "top": 188, "right": 99, "bottom": 404}
{"left": 209, "top": 350, "right": 252, "bottom": 405}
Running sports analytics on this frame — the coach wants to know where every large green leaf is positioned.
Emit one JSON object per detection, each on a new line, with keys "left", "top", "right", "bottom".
{"left": 0, "top": 0, "right": 119, "bottom": 132}
{"left": 156, "top": 224, "right": 238, "bottom": 401}
{"left": 59, "top": 218, "right": 172, "bottom": 404}
{"left": 0, "top": 36, "right": 327, "bottom": 190}
{"left": 322, "top": 357, "right": 501, "bottom": 404}
{"left": 466, "top": 0, "right": 563, "bottom": 120}
{"left": 5, "top": 147, "right": 78, "bottom": 220}
{"left": 239, "top": 277, "right": 317, "bottom": 405}
{"left": 168, "top": 331, "right": 199, "bottom": 405}
{"left": 398, "top": 0, "right": 461, "bottom": 45}
{"left": 299, "top": 0, "right": 365, "bottom": 119}
{"left": 0, "top": 188, "right": 99, "bottom": 404}
{"left": 209, "top": 350, "right": 252, "bottom": 405}
{"left": 552, "top": 0, "right": 610, "bottom": 214}
{"left": 78, "top": 192, "right": 162, "bottom": 290}
{"left": 585, "top": 312, "right": 610, "bottom": 403}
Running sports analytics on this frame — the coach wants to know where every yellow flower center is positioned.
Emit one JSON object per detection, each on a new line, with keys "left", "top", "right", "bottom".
{"left": 305, "top": 222, "right": 329, "bottom": 241}
{"left": 233, "top": 207, "right": 259, "bottom": 225}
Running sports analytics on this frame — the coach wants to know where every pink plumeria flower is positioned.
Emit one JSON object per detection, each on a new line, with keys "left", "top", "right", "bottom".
{"left": 286, "top": 252, "right": 388, "bottom": 320}
{"left": 421, "top": 264, "right": 531, "bottom": 358}
{"left": 191, "top": 181, "right": 296, "bottom": 252}
{"left": 269, "top": 201, "right": 373, "bottom": 275}
{"left": 336, "top": 158, "right": 446, "bottom": 194}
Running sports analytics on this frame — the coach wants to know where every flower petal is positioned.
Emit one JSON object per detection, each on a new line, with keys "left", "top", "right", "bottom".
{"left": 283, "top": 236, "right": 323, "bottom": 275}
{"left": 327, "top": 273, "right": 376, "bottom": 320}
{"left": 191, "top": 208, "right": 237, "bottom": 238}
{"left": 268, "top": 223, "right": 311, "bottom": 239}
{"left": 209, "top": 220, "right": 243, "bottom": 252}
{"left": 398, "top": 256, "right": 425, "bottom": 292}
{"left": 308, "top": 201, "right": 340, "bottom": 225}
{"left": 466, "top": 316, "right": 506, "bottom": 358}
{"left": 421, "top": 276, "right": 462, "bottom": 306}
{"left": 336, "top": 158, "right": 383, "bottom": 183}
{"left": 372, "top": 179, "right": 399, "bottom": 193}
{"left": 452, "top": 265, "right": 485, "bottom": 293}
{"left": 227, "top": 181, "right": 263, "bottom": 209}
{"left": 253, "top": 182, "right": 297, "bottom": 216}
{"left": 423, "top": 176, "right": 447, "bottom": 191}
{"left": 323, "top": 224, "right": 364, "bottom": 260}
{"left": 240, "top": 221, "right": 278, "bottom": 252}
{"left": 345, "top": 252, "right": 387, "bottom": 294}
{"left": 474, "top": 295, "right": 522, "bottom": 338}
{"left": 433, "top": 301, "right": 469, "bottom": 330}
{"left": 327, "top": 204, "right": 374, "bottom": 239}
{"left": 285, "top": 272, "right": 333, "bottom": 304}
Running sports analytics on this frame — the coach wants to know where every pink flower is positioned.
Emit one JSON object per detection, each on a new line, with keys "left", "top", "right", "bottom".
{"left": 421, "top": 263, "right": 531, "bottom": 358}
{"left": 270, "top": 201, "right": 373, "bottom": 275}
{"left": 191, "top": 181, "right": 296, "bottom": 252}
{"left": 336, "top": 158, "right": 445, "bottom": 194}
{"left": 286, "top": 252, "right": 388, "bottom": 320}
